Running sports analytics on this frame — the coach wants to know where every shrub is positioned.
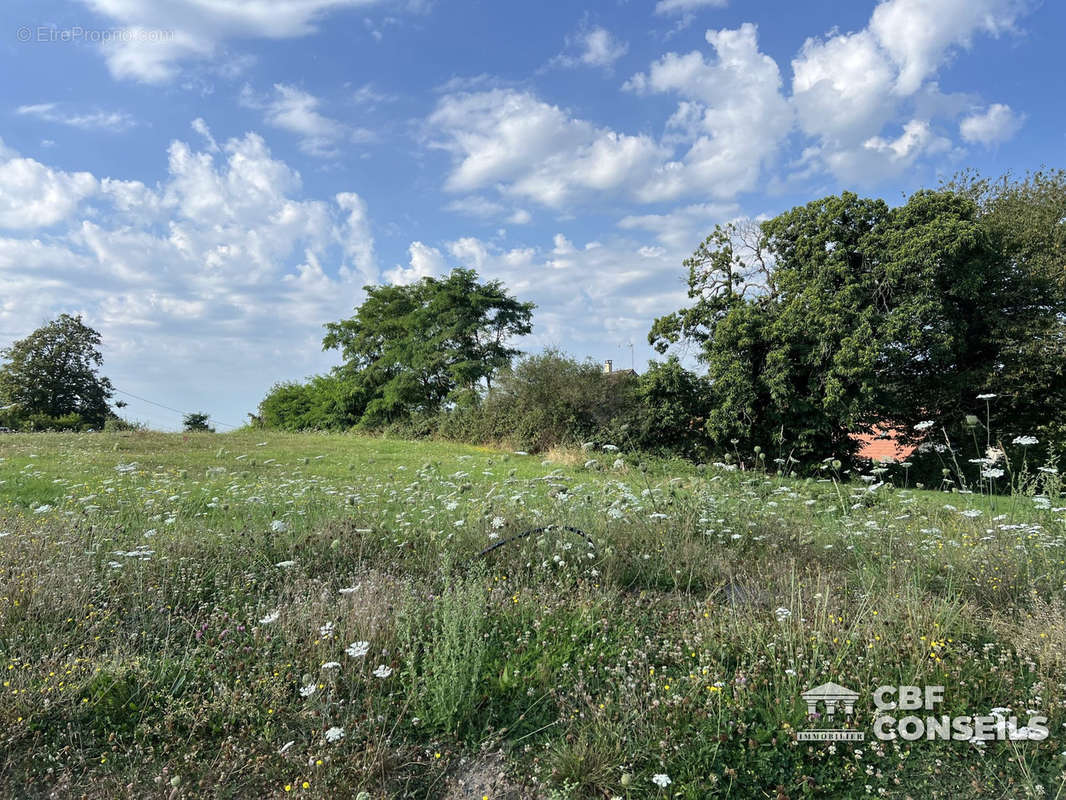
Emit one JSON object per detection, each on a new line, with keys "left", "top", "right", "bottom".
{"left": 103, "top": 417, "right": 148, "bottom": 433}
{"left": 470, "top": 349, "right": 638, "bottom": 452}
{"left": 627, "top": 357, "right": 713, "bottom": 459}
{"left": 397, "top": 567, "right": 488, "bottom": 735}
{"left": 182, "top": 412, "right": 214, "bottom": 432}
{"left": 258, "top": 374, "right": 366, "bottom": 431}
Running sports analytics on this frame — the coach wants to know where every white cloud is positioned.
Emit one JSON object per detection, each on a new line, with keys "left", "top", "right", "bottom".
{"left": 959, "top": 103, "right": 1024, "bottom": 145}
{"left": 15, "top": 103, "right": 137, "bottom": 132}
{"left": 551, "top": 26, "right": 629, "bottom": 71}
{"left": 430, "top": 25, "right": 789, "bottom": 211}
{"left": 385, "top": 241, "right": 446, "bottom": 285}
{"left": 791, "top": 30, "right": 896, "bottom": 143}
{"left": 618, "top": 202, "right": 739, "bottom": 250}
{"left": 863, "top": 119, "right": 947, "bottom": 160}
{"left": 821, "top": 119, "right": 952, "bottom": 184}
{"left": 241, "top": 84, "right": 373, "bottom": 157}
{"left": 0, "top": 146, "right": 99, "bottom": 229}
{"left": 869, "top": 0, "right": 1023, "bottom": 95}
{"left": 400, "top": 229, "right": 707, "bottom": 361}
{"left": 77, "top": 0, "right": 406, "bottom": 83}
{"left": 654, "top": 0, "right": 728, "bottom": 15}
{"left": 428, "top": 88, "right": 668, "bottom": 208}
{"left": 788, "top": 0, "right": 1029, "bottom": 183}
{"left": 191, "top": 117, "right": 220, "bottom": 152}
{"left": 0, "top": 128, "right": 377, "bottom": 428}
{"left": 625, "top": 24, "right": 792, "bottom": 201}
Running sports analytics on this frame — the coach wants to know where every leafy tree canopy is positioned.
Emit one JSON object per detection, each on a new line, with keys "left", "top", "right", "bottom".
{"left": 182, "top": 413, "right": 215, "bottom": 433}
{"left": 322, "top": 268, "right": 534, "bottom": 424}
{"left": 651, "top": 180, "right": 1065, "bottom": 464}
{"left": 0, "top": 314, "right": 114, "bottom": 429}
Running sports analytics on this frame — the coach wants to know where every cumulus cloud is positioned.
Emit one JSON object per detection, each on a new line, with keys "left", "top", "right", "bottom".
{"left": 959, "top": 103, "right": 1024, "bottom": 145}
{"left": 427, "top": 88, "right": 668, "bottom": 208}
{"left": 625, "top": 23, "right": 792, "bottom": 201}
{"left": 397, "top": 229, "right": 706, "bottom": 361}
{"left": 429, "top": 25, "right": 789, "bottom": 212}
{"left": 0, "top": 144, "right": 99, "bottom": 229}
{"left": 789, "top": 0, "right": 1028, "bottom": 183}
{"left": 385, "top": 241, "right": 447, "bottom": 285}
{"left": 76, "top": 0, "right": 409, "bottom": 83}
{"left": 241, "top": 84, "right": 373, "bottom": 157}
{"left": 0, "top": 128, "right": 377, "bottom": 427}
{"left": 869, "top": 0, "right": 1024, "bottom": 95}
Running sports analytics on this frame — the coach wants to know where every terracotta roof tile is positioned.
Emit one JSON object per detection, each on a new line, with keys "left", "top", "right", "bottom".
{"left": 851, "top": 427, "right": 918, "bottom": 463}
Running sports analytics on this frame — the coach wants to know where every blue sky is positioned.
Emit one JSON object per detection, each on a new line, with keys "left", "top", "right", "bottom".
{"left": 0, "top": 0, "right": 1061, "bottom": 429}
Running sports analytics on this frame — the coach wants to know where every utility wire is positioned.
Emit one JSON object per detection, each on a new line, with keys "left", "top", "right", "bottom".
{"left": 112, "top": 387, "right": 243, "bottom": 430}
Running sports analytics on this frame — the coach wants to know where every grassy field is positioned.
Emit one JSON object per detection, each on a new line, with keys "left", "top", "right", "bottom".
{"left": 1, "top": 431, "right": 1065, "bottom": 799}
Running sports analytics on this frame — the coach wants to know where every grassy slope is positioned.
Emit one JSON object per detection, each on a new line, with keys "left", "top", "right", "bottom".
{"left": 1, "top": 431, "right": 1065, "bottom": 799}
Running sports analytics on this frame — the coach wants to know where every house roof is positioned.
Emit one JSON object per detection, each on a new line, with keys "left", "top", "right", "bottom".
{"left": 851, "top": 425, "right": 918, "bottom": 463}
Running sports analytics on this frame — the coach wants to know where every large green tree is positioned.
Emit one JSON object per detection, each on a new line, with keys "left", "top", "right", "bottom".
{"left": 322, "top": 268, "right": 534, "bottom": 424}
{"left": 652, "top": 185, "right": 1064, "bottom": 464}
{"left": 944, "top": 169, "right": 1066, "bottom": 452}
{"left": 0, "top": 314, "right": 115, "bottom": 429}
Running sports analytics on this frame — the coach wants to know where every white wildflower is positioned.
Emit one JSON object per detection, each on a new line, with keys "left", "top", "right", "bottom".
{"left": 259, "top": 610, "right": 280, "bottom": 625}
{"left": 300, "top": 683, "right": 316, "bottom": 698}
{"left": 324, "top": 726, "right": 345, "bottom": 743}
{"left": 652, "top": 774, "right": 671, "bottom": 788}
{"left": 270, "top": 520, "right": 288, "bottom": 532}
{"left": 373, "top": 664, "right": 393, "bottom": 679}
{"left": 1013, "top": 436, "right": 1039, "bottom": 446}
{"left": 346, "top": 641, "right": 370, "bottom": 658}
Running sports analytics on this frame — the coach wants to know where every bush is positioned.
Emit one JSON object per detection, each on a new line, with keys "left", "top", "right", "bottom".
{"left": 182, "top": 412, "right": 214, "bottom": 432}
{"left": 627, "top": 357, "right": 714, "bottom": 459}
{"left": 258, "top": 374, "right": 366, "bottom": 431}
{"left": 18, "top": 412, "right": 86, "bottom": 431}
{"left": 103, "top": 417, "right": 148, "bottom": 433}
{"left": 465, "top": 349, "right": 639, "bottom": 452}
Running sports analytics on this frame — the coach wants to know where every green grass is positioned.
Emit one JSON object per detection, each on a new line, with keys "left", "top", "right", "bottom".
{"left": 1, "top": 430, "right": 1065, "bottom": 798}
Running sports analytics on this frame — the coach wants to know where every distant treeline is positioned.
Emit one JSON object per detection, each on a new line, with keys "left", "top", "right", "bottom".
{"left": 258, "top": 170, "right": 1066, "bottom": 488}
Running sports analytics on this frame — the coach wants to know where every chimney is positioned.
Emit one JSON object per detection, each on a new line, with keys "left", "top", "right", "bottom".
{"left": 603, "top": 359, "right": 613, "bottom": 374}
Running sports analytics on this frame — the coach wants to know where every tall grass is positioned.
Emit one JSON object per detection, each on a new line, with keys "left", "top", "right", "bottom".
{"left": 0, "top": 430, "right": 1064, "bottom": 798}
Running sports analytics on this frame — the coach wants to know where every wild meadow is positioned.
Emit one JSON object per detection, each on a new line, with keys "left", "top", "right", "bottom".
{"left": 1, "top": 430, "right": 1065, "bottom": 799}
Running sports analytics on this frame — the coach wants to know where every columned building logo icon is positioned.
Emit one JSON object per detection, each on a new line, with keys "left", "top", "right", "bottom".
{"left": 802, "top": 682, "right": 859, "bottom": 721}
{"left": 797, "top": 682, "right": 865, "bottom": 741}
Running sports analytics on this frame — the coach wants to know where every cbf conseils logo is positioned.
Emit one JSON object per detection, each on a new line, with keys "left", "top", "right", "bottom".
{"left": 796, "top": 683, "right": 1051, "bottom": 744}
{"left": 797, "top": 682, "right": 864, "bottom": 741}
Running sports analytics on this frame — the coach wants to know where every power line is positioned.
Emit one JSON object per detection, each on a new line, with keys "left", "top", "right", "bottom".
{"left": 112, "top": 387, "right": 243, "bottom": 430}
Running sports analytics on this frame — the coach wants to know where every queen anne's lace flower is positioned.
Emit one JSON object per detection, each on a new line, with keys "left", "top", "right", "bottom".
{"left": 324, "top": 726, "right": 345, "bottom": 743}
{"left": 346, "top": 641, "right": 370, "bottom": 658}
